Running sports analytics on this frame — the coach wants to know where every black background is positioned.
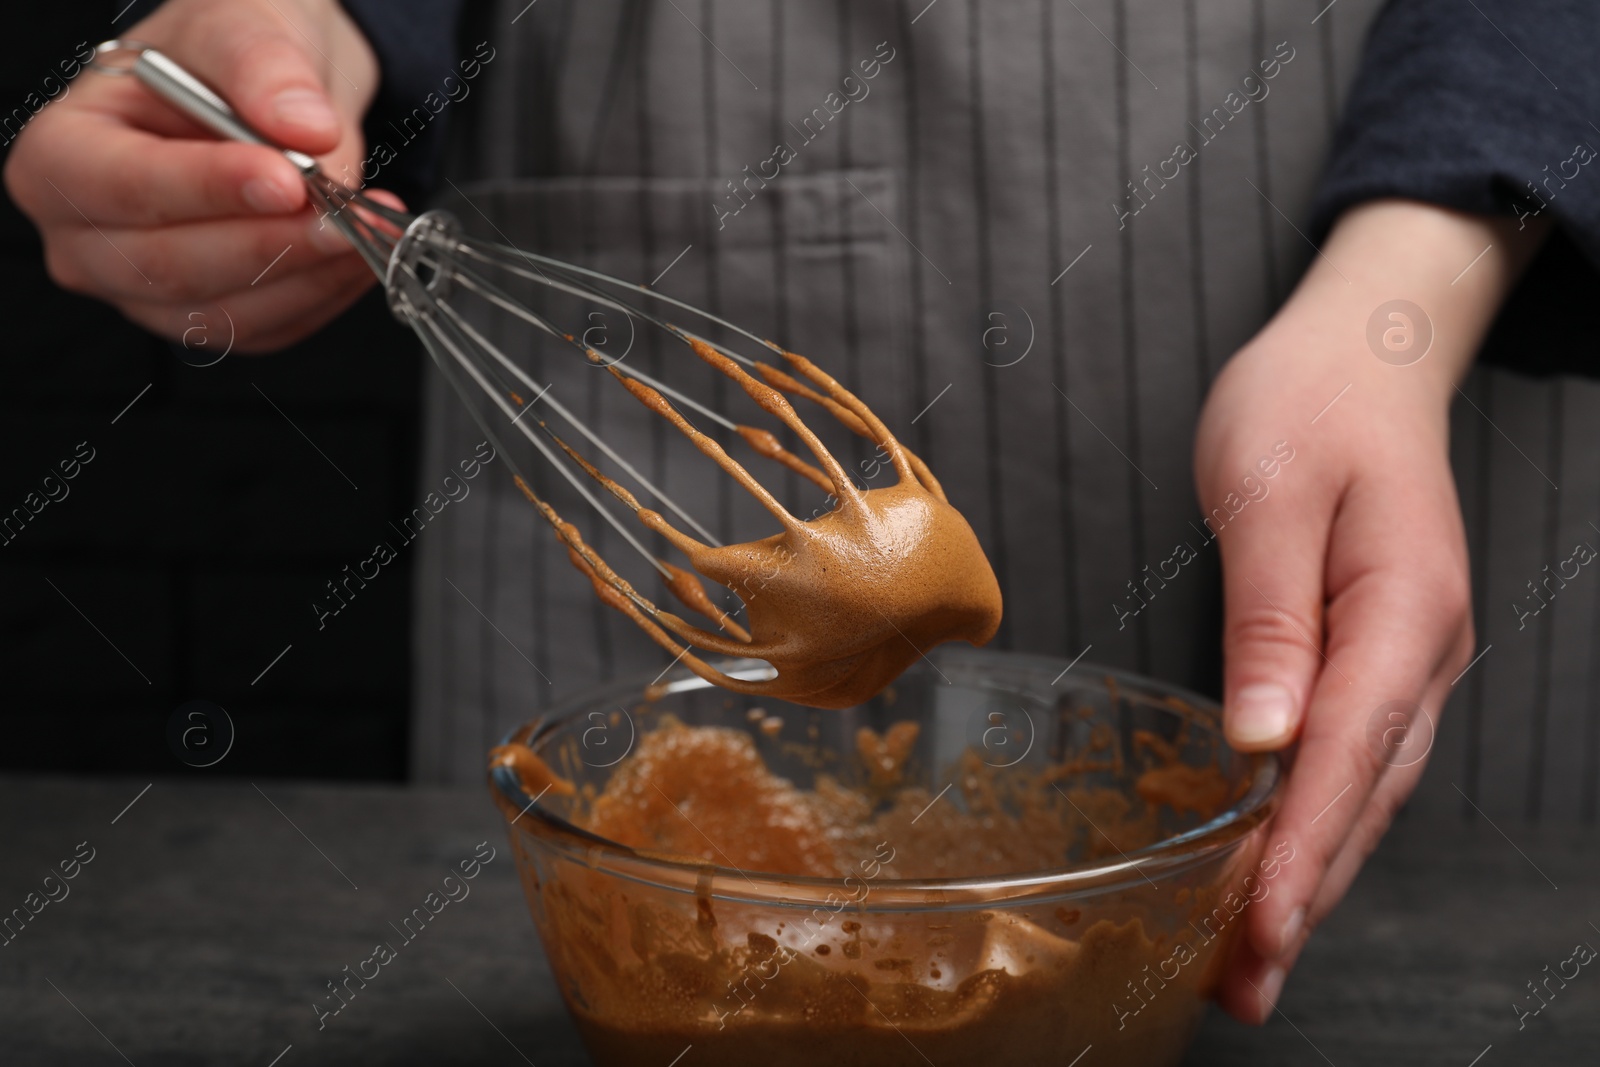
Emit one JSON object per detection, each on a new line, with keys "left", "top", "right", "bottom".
{"left": 0, "top": 4, "right": 424, "bottom": 781}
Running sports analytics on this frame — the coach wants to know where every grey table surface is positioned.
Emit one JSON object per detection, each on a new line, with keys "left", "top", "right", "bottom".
{"left": 1, "top": 774, "right": 1596, "bottom": 1066}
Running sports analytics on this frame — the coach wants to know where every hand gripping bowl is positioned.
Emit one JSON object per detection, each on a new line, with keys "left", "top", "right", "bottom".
{"left": 488, "top": 648, "right": 1282, "bottom": 1067}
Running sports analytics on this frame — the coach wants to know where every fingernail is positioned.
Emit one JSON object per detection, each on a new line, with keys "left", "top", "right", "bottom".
{"left": 1230, "top": 684, "right": 1295, "bottom": 746}
{"left": 1257, "top": 965, "right": 1286, "bottom": 1019}
{"left": 1279, "top": 906, "right": 1306, "bottom": 955}
{"left": 272, "top": 88, "right": 337, "bottom": 131}
{"left": 307, "top": 213, "right": 352, "bottom": 254}
{"left": 242, "top": 177, "right": 296, "bottom": 213}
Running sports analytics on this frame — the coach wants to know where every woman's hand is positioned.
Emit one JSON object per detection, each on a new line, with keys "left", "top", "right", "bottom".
{"left": 1194, "top": 200, "right": 1548, "bottom": 1023}
{"left": 3, "top": 0, "right": 393, "bottom": 352}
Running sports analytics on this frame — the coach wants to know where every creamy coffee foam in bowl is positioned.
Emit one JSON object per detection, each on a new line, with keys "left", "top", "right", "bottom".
{"left": 490, "top": 695, "right": 1264, "bottom": 1067}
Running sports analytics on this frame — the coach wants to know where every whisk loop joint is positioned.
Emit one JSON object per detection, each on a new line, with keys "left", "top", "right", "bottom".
{"left": 386, "top": 211, "right": 462, "bottom": 321}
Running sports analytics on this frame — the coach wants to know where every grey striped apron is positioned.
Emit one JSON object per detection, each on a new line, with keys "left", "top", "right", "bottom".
{"left": 409, "top": 0, "right": 1599, "bottom": 826}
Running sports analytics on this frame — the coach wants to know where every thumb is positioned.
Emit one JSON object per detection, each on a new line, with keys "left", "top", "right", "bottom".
{"left": 175, "top": 6, "right": 344, "bottom": 156}
{"left": 1215, "top": 472, "right": 1330, "bottom": 751}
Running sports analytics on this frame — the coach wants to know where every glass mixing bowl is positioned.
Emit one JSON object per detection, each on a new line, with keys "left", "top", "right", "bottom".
{"left": 488, "top": 647, "right": 1281, "bottom": 1067}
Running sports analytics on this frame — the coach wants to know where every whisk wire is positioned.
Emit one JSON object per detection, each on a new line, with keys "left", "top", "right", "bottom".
{"left": 429, "top": 293, "right": 723, "bottom": 547}
{"left": 407, "top": 276, "right": 674, "bottom": 595}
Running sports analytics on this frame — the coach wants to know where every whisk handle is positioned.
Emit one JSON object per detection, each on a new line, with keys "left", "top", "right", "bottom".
{"left": 90, "top": 40, "right": 319, "bottom": 175}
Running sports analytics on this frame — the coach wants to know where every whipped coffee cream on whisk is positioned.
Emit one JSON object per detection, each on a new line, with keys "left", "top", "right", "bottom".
{"left": 524, "top": 336, "right": 1003, "bottom": 710}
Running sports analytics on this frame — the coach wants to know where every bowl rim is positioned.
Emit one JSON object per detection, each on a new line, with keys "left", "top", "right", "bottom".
{"left": 489, "top": 649, "right": 1282, "bottom": 908}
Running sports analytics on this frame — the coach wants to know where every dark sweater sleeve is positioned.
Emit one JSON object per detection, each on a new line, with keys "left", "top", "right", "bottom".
{"left": 1310, "top": 0, "right": 1600, "bottom": 376}
{"left": 340, "top": 0, "right": 466, "bottom": 208}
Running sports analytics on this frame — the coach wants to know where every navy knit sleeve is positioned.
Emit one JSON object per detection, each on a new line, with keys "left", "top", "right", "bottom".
{"left": 1310, "top": 0, "right": 1600, "bottom": 376}
{"left": 1312, "top": 0, "right": 1600, "bottom": 254}
{"left": 340, "top": 0, "right": 466, "bottom": 208}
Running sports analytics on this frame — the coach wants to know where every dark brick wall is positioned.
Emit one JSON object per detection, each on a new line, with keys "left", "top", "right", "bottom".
{"left": 0, "top": 6, "right": 422, "bottom": 780}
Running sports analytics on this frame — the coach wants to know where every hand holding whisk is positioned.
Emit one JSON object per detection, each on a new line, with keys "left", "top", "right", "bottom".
{"left": 92, "top": 39, "right": 1002, "bottom": 708}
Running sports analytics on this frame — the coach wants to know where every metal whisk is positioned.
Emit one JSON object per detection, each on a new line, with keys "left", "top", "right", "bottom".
{"left": 89, "top": 40, "right": 974, "bottom": 691}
